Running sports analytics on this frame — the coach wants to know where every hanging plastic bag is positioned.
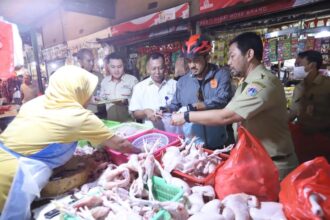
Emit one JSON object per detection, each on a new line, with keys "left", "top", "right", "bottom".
{"left": 161, "top": 113, "right": 184, "bottom": 135}
{"left": 279, "top": 157, "right": 330, "bottom": 220}
{"left": 214, "top": 126, "right": 280, "bottom": 201}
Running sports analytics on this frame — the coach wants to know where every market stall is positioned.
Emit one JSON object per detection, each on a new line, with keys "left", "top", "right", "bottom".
{"left": 97, "top": 3, "right": 190, "bottom": 80}
{"left": 1, "top": 1, "right": 330, "bottom": 220}
{"left": 30, "top": 123, "right": 330, "bottom": 220}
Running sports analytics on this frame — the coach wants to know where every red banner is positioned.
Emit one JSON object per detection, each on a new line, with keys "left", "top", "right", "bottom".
{"left": 110, "top": 3, "right": 189, "bottom": 37}
{"left": 200, "top": 0, "right": 255, "bottom": 13}
{"left": 199, "top": 0, "right": 323, "bottom": 27}
{"left": 0, "top": 20, "right": 15, "bottom": 80}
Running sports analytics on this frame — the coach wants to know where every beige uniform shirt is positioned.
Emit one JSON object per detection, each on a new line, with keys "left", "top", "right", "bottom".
{"left": 290, "top": 74, "right": 330, "bottom": 133}
{"left": 100, "top": 74, "right": 138, "bottom": 122}
{"left": 226, "top": 65, "right": 298, "bottom": 178}
{"left": 20, "top": 83, "right": 38, "bottom": 103}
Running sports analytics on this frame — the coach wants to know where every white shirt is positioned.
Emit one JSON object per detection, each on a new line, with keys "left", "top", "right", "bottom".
{"left": 100, "top": 74, "right": 138, "bottom": 110}
{"left": 129, "top": 77, "right": 177, "bottom": 126}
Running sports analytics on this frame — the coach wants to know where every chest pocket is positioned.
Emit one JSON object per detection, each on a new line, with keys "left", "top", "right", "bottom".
{"left": 120, "top": 84, "right": 133, "bottom": 96}
{"left": 313, "top": 92, "right": 330, "bottom": 115}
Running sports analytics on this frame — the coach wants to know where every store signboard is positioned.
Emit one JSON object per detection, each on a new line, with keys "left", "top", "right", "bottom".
{"left": 67, "top": 28, "right": 111, "bottom": 54}
{"left": 110, "top": 3, "right": 189, "bottom": 37}
{"left": 200, "top": 0, "right": 256, "bottom": 13}
{"left": 199, "top": 0, "right": 323, "bottom": 27}
{"left": 42, "top": 44, "right": 68, "bottom": 62}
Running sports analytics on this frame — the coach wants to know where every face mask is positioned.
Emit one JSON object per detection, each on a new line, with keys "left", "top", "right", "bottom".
{"left": 293, "top": 66, "right": 308, "bottom": 79}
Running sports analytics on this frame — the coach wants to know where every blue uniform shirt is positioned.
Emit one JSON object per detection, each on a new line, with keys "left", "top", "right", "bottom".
{"left": 170, "top": 64, "right": 232, "bottom": 148}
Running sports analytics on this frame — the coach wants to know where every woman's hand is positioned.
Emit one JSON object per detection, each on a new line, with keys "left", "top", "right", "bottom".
{"left": 104, "top": 135, "right": 140, "bottom": 154}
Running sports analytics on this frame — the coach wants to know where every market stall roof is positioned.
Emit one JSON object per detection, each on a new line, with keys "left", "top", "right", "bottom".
{"left": 0, "top": 0, "right": 188, "bottom": 46}
{"left": 0, "top": 0, "right": 62, "bottom": 28}
{"left": 97, "top": 17, "right": 190, "bottom": 47}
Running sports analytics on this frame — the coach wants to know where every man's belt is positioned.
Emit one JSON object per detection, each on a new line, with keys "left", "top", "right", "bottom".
{"left": 271, "top": 154, "right": 292, "bottom": 161}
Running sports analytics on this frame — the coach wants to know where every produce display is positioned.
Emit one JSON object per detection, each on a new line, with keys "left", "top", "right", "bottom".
{"left": 34, "top": 125, "right": 328, "bottom": 220}
{"left": 161, "top": 138, "right": 232, "bottom": 178}
{"left": 47, "top": 139, "right": 288, "bottom": 220}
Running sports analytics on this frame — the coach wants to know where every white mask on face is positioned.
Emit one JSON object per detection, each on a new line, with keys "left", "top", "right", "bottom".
{"left": 293, "top": 66, "right": 308, "bottom": 79}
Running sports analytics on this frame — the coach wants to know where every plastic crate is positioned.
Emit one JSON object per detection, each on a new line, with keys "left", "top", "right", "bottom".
{"left": 105, "top": 129, "right": 181, "bottom": 165}
{"left": 152, "top": 176, "right": 184, "bottom": 220}
{"left": 109, "top": 122, "right": 152, "bottom": 138}
{"left": 159, "top": 148, "right": 229, "bottom": 186}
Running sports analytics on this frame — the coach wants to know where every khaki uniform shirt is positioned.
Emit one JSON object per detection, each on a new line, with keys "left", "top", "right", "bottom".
{"left": 226, "top": 65, "right": 296, "bottom": 158}
{"left": 20, "top": 83, "right": 38, "bottom": 103}
{"left": 100, "top": 74, "right": 138, "bottom": 122}
{"left": 290, "top": 74, "right": 330, "bottom": 133}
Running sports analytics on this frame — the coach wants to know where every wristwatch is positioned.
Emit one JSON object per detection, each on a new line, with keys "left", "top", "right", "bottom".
{"left": 184, "top": 111, "right": 190, "bottom": 123}
{"left": 187, "top": 104, "right": 197, "bottom": 111}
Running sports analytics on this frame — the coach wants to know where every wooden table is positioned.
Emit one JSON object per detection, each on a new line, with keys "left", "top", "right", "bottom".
{"left": 0, "top": 105, "right": 18, "bottom": 118}
{"left": 0, "top": 105, "right": 18, "bottom": 131}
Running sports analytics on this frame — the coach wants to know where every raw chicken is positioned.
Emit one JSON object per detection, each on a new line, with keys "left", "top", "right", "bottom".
{"left": 187, "top": 186, "right": 216, "bottom": 214}
{"left": 188, "top": 200, "right": 225, "bottom": 220}
{"left": 222, "top": 193, "right": 259, "bottom": 220}
{"left": 304, "top": 187, "right": 326, "bottom": 219}
{"left": 249, "top": 202, "right": 287, "bottom": 220}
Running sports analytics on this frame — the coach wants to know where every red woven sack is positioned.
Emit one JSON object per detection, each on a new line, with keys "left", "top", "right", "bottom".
{"left": 215, "top": 126, "right": 280, "bottom": 201}
{"left": 279, "top": 157, "right": 330, "bottom": 220}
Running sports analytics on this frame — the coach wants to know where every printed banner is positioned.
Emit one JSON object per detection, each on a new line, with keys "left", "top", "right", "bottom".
{"left": 199, "top": 0, "right": 323, "bottom": 27}
{"left": 110, "top": 3, "right": 189, "bottom": 37}
{"left": 0, "top": 20, "right": 23, "bottom": 79}
{"left": 200, "top": 0, "right": 255, "bottom": 13}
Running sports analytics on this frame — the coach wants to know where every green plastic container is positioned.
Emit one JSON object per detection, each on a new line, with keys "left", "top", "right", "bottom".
{"left": 101, "top": 119, "right": 120, "bottom": 128}
{"left": 151, "top": 176, "right": 184, "bottom": 220}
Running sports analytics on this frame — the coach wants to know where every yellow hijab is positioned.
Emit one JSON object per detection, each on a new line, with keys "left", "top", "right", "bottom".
{"left": 44, "top": 65, "right": 98, "bottom": 109}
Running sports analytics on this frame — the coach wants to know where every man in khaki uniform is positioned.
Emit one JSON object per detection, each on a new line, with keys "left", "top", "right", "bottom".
{"left": 288, "top": 50, "right": 330, "bottom": 162}
{"left": 100, "top": 52, "right": 138, "bottom": 122}
{"left": 20, "top": 73, "right": 39, "bottom": 104}
{"left": 289, "top": 50, "right": 330, "bottom": 134}
{"left": 172, "top": 32, "right": 298, "bottom": 179}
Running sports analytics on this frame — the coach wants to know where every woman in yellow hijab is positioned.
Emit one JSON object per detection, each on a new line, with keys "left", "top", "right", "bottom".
{"left": 0, "top": 65, "right": 134, "bottom": 219}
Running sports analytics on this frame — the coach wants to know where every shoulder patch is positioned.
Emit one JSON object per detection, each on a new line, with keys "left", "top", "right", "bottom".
{"left": 246, "top": 83, "right": 264, "bottom": 97}
{"left": 251, "top": 81, "right": 266, "bottom": 88}
{"left": 210, "top": 79, "right": 218, "bottom": 88}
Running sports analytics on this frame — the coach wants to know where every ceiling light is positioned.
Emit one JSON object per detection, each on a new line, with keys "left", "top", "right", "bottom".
{"left": 315, "top": 30, "right": 330, "bottom": 38}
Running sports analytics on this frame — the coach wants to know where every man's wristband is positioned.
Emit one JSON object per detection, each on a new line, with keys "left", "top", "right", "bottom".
{"left": 184, "top": 111, "right": 190, "bottom": 123}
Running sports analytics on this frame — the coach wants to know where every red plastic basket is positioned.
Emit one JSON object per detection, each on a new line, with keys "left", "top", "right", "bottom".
{"left": 159, "top": 148, "right": 228, "bottom": 186}
{"left": 105, "top": 129, "right": 181, "bottom": 165}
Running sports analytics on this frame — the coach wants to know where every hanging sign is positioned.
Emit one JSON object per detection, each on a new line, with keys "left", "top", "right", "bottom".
{"left": 200, "top": 0, "right": 255, "bottom": 13}
{"left": 110, "top": 3, "right": 189, "bottom": 37}
{"left": 199, "top": 0, "right": 324, "bottom": 27}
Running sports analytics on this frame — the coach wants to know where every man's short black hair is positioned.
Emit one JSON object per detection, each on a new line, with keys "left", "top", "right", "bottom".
{"left": 104, "top": 52, "right": 125, "bottom": 64}
{"left": 298, "top": 50, "right": 323, "bottom": 70}
{"left": 229, "top": 32, "right": 263, "bottom": 61}
{"left": 77, "top": 48, "right": 93, "bottom": 60}
{"left": 147, "top": 52, "right": 165, "bottom": 62}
